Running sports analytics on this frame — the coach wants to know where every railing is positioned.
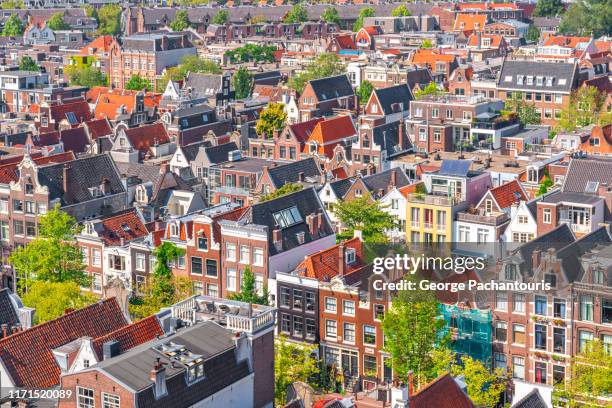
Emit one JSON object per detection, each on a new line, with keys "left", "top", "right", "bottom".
{"left": 226, "top": 308, "right": 276, "bottom": 334}
{"left": 171, "top": 295, "right": 198, "bottom": 324}
{"left": 407, "top": 193, "right": 457, "bottom": 206}
{"left": 559, "top": 219, "right": 591, "bottom": 234}
{"left": 214, "top": 185, "right": 251, "bottom": 196}
{"left": 471, "top": 119, "right": 518, "bottom": 130}
{"left": 423, "top": 222, "right": 433, "bottom": 230}
{"left": 457, "top": 211, "right": 509, "bottom": 225}
{"left": 410, "top": 221, "right": 420, "bottom": 228}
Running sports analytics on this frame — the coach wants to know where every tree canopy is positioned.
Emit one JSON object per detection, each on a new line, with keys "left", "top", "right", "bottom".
{"left": 391, "top": 4, "right": 412, "bottom": 17}
{"left": 125, "top": 75, "right": 152, "bottom": 91}
{"left": 256, "top": 102, "right": 287, "bottom": 137}
{"left": 212, "top": 10, "right": 229, "bottom": 25}
{"left": 321, "top": 6, "right": 340, "bottom": 25}
{"left": 356, "top": 80, "right": 375, "bottom": 105}
{"left": 65, "top": 65, "right": 107, "bottom": 88}
{"left": 47, "top": 12, "right": 70, "bottom": 31}
{"left": 284, "top": 4, "right": 308, "bottom": 23}
{"left": 559, "top": 0, "right": 612, "bottom": 37}
{"left": 21, "top": 281, "right": 97, "bottom": 323}
{"left": 158, "top": 55, "right": 221, "bottom": 91}
{"left": 2, "top": 14, "right": 24, "bottom": 36}
{"left": 233, "top": 66, "right": 253, "bottom": 99}
{"left": 274, "top": 334, "right": 319, "bottom": 406}
{"left": 526, "top": 24, "right": 541, "bottom": 42}
{"left": 334, "top": 193, "right": 397, "bottom": 244}
{"left": 533, "top": 0, "right": 565, "bottom": 17}
{"left": 97, "top": 4, "right": 121, "bottom": 35}
{"left": 288, "top": 53, "right": 345, "bottom": 93}
{"left": 557, "top": 86, "right": 606, "bottom": 132}
{"left": 225, "top": 44, "right": 277, "bottom": 64}
{"left": 260, "top": 183, "right": 303, "bottom": 202}
{"left": 451, "top": 356, "right": 509, "bottom": 407}
{"left": 1, "top": 0, "right": 24, "bottom": 9}
{"left": 504, "top": 93, "right": 541, "bottom": 126}
{"left": 421, "top": 39, "right": 434, "bottom": 49}
{"left": 229, "top": 265, "right": 269, "bottom": 305}
{"left": 353, "top": 7, "right": 374, "bottom": 31}
{"left": 170, "top": 10, "right": 191, "bottom": 32}
{"left": 18, "top": 56, "right": 39, "bottom": 72}
{"left": 414, "top": 82, "right": 443, "bottom": 99}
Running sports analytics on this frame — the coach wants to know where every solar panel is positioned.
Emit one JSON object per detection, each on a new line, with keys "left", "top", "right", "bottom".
{"left": 439, "top": 160, "right": 471, "bottom": 177}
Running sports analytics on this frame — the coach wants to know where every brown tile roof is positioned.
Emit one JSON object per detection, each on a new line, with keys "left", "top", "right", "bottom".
{"left": 49, "top": 97, "right": 91, "bottom": 126}
{"left": 489, "top": 179, "right": 527, "bottom": 209}
{"left": 0, "top": 152, "right": 75, "bottom": 184}
{"left": 124, "top": 122, "right": 171, "bottom": 155}
{"left": 0, "top": 298, "right": 128, "bottom": 388}
{"left": 91, "top": 315, "right": 163, "bottom": 361}
{"left": 410, "top": 372, "right": 475, "bottom": 408}
{"left": 99, "top": 209, "right": 149, "bottom": 246}
{"left": 83, "top": 118, "right": 113, "bottom": 139}
{"left": 297, "top": 237, "right": 363, "bottom": 280}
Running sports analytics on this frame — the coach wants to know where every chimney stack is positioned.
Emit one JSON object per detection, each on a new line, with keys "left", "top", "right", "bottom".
{"left": 62, "top": 164, "right": 70, "bottom": 193}
{"left": 1, "top": 324, "right": 7, "bottom": 338}
{"left": 272, "top": 228, "right": 282, "bottom": 248}
{"left": 398, "top": 120, "right": 405, "bottom": 151}
{"left": 306, "top": 214, "right": 318, "bottom": 237}
{"left": 150, "top": 357, "right": 167, "bottom": 399}
{"left": 391, "top": 169, "right": 397, "bottom": 187}
{"left": 159, "top": 163, "right": 169, "bottom": 175}
{"left": 338, "top": 244, "right": 345, "bottom": 275}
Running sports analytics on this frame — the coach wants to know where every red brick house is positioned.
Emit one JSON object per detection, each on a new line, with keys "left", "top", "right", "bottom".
{"left": 298, "top": 75, "right": 356, "bottom": 122}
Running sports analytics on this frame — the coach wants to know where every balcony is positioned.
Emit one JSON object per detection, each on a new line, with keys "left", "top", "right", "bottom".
{"left": 214, "top": 185, "right": 251, "bottom": 197}
{"left": 559, "top": 219, "right": 591, "bottom": 234}
{"left": 457, "top": 211, "right": 509, "bottom": 226}
{"left": 407, "top": 193, "right": 458, "bottom": 206}
{"left": 471, "top": 118, "right": 519, "bottom": 130}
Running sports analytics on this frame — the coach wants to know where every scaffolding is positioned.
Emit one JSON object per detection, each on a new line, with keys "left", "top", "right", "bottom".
{"left": 440, "top": 305, "right": 492, "bottom": 367}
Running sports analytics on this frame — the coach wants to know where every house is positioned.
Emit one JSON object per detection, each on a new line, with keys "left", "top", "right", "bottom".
{"left": 182, "top": 72, "right": 234, "bottom": 109}
{"left": 465, "top": 33, "right": 509, "bottom": 61}
{"left": 453, "top": 14, "right": 488, "bottom": 33}
{"left": 503, "top": 199, "right": 540, "bottom": 243}
{"left": 379, "top": 182, "right": 421, "bottom": 242}
{"left": 250, "top": 117, "right": 321, "bottom": 161}
{"left": 302, "top": 115, "right": 357, "bottom": 162}
{"left": 342, "top": 167, "right": 411, "bottom": 202}
{"left": 162, "top": 104, "right": 232, "bottom": 146}
{"left": 355, "top": 26, "right": 383, "bottom": 50}
{"left": 255, "top": 157, "right": 323, "bottom": 197}
{"left": 35, "top": 97, "right": 91, "bottom": 133}
{"left": 362, "top": 84, "right": 413, "bottom": 124}
{"left": 318, "top": 176, "right": 357, "bottom": 227}
{"left": 93, "top": 88, "right": 159, "bottom": 127}
{"left": 298, "top": 75, "right": 356, "bottom": 121}
{"left": 110, "top": 122, "right": 174, "bottom": 164}
{"left": 408, "top": 49, "right": 459, "bottom": 81}
{"left": 578, "top": 124, "right": 612, "bottom": 155}
{"left": 169, "top": 140, "right": 211, "bottom": 180}
{"left": 23, "top": 23, "right": 55, "bottom": 45}
{"left": 351, "top": 119, "right": 410, "bottom": 175}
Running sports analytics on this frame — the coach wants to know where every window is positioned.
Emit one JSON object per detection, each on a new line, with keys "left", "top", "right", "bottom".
{"left": 535, "top": 362, "right": 547, "bottom": 384}
{"left": 517, "top": 215, "right": 528, "bottom": 224}
{"left": 374, "top": 304, "right": 385, "bottom": 321}
{"left": 494, "top": 353, "right": 507, "bottom": 371}
{"left": 495, "top": 321, "right": 507, "bottom": 342}
{"left": 109, "top": 255, "right": 125, "bottom": 271}
{"left": 543, "top": 208, "right": 551, "bottom": 224}
{"left": 197, "top": 236, "right": 208, "bottom": 250}
{"left": 253, "top": 247, "right": 264, "bottom": 266}
{"left": 13, "top": 199, "right": 22, "bottom": 212}
{"left": 495, "top": 292, "right": 508, "bottom": 311}
{"left": 343, "top": 322, "right": 355, "bottom": 343}
{"left": 580, "top": 296, "right": 594, "bottom": 321}
{"left": 431, "top": 108, "right": 439, "bottom": 118}
{"left": 136, "top": 253, "right": 146, "bottom": 271}
{"left": 92, "top": 249, "right": 101, "bottom": 267}
{"left": 0, "top": 221, "right": 8, "bottom": 241}
{"left": 446, "top": 109, "right": 453, "bottom": 119}
{"left": 306, "top": 318, "right": 316, "bottom": 339}
{"left": 102, "top": 393, "right": 120, "bottom": 408}
{"left": 77, "top": 387, "right": 95, "bottom": 408}
{"left": 226, "top": 243, "right": 236, "bottom": 261}
{"left": 593, "top": 269, "right": 604, "bottom": 285}
{"left": 24, "top": 201, "right": 35, "bottom": 214}
{"left": 291, "top": 289, "right": 303, "bottom": 310}
{"left": 418, "top": 128, "right": 427, "bottom": 141}
{"left": 579, "top": 330, "right": 593, "bottom": 352}
{"left": 535, "top": 324, "right": 547, "bottom": 350}
{"left": 38, "top": 203, "right": 47, "bottom": 214}
{"left": 293, "top": 316, "right": 303, "bottom": 336}
{"left": 343, "top": 300, "right": 355, "bottom": 315}
{"left": 535, "top": 295, "right": 547, "bottom": 315}
{"left": 433, "top": 129, "right": 441, "bottom": 143}
{"left": 325, "top": 319, "right": 337, "bottom": 339}
{"left": 364, "top": 355, "right": 377, "bottom": 376}
{"left": 513, "top": 324, "right": 525, "bottom": 345}
{"left": 305, "top": 292, "right": 315, "bottom": 312}
{"left": 25, "top": 222, "right": 36, "bottom": 237}
{"left": 206, "top": 259, "right": 217, "bottom": 277}
{"left": 0, "top": 199, "right": 7, "bottom": 214}
{"left": 82, "top": 247, "right": 89, "bottom": 265}
{"left": 553, "top": 365, "right": 565, "bottom": 384}
{"left": 513, "top": 293, "right": 525, "bottom": 313}
{"left": 553, "top": 298, "right": 566, "bottom": 318}
{"left": 553, "top": 327, "right": 565, "bottom": 353}
{"left": 601, "top": 333, "right": 612, "bottom": 354}
{"left": 325, "top": 297, "right": 337, "bottom": 312}
{"left": 363, "top": 325, "right": 376, "bottom": 345}
{"left": 273, "top": 206, "right": 303, "bottom": 228}
{"left": 513, "top": 357, "right": 525, "bottom": 379}
{"left": 239, "top": 245, "right": 250, "bottom": 264}
{"left": 602, "top": 299, "right": 612, "bottom": 324}
{"left": 191, "top": 257, "right": 203, "bottom": 275}
{"left": 281, "top": 314, "right": 291, "bottom": 333}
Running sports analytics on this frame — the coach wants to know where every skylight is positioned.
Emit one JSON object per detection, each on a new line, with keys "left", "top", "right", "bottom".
{"left": 585, "top": 181, "right": 599, "bottom": 194}
{"left": 273, "top": 206, "right": 303, "bottom": 228}
{"left": 65, "top": 112, "right": 77, "bottom": 125}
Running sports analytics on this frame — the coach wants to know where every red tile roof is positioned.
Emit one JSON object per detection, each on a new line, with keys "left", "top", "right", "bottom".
{"left": 543, "top": 35, "right": 591, "bottom": 48}
{"left": 49, "top": 97, "right": 91, "bottom": 127}
{"left": 297, "top": 237, "right": 363, "bottom": 280}
{"left": 59, "top": 127, "right": 90, "bottom": 154}
{"left": 410, "top": 372, "right": 475, "bottom": 408}
{"left": 306, "top": 115, "right": 356, "bottom": 158}
{"left": 91, "top": 315, "right": 163, "bottom": 360}
{"left": 289, "top": 117, "right": 325, "bottom": 143}
{"left": 80, "top": 35, "right": 114, "bottom": 56}
{"left": 335, "top": 34, "right": 356, "bottom": 50}
{"left": 32, "top": 131, "right": 60, "bottom": 146}
{"left": 489, "top": 179, "right": 527, "bottom": 209}
{"left": 0, "top": 298, "right": 128, "bottom": 388}
{"left": 410, "top": 49, "right": 456, "bottom": 65}
{"left": 124, "top": 123, "right": 171, "bottom": 156}
{"left": 93, "top": 89, "right": 160, "bottom": 120}
{"left": 99, "top": 209, "right": 149, "bottom": 246}
{"left": 453, "top": 14, "right": 487, "bottom": 32}
{"left": 83, "top": 118, "right": 113, "bottom": 139}
{"left": 467, "top": 33, "right": 505, "bottom": 48}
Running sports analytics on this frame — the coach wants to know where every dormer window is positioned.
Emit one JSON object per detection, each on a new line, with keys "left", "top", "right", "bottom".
{"left": 544, "top": 273, "right": 556, "bottom": 288}
{"left": 593, "top": 269, "right": 604, "bottom": 285}
{"left": 25, "top": 182, "right": 34, "bottom": 195}
{"left": 504, "top": 263, "right": 518, "bottom": 281}
{"left": 485, "top": 199, "right": 493, "bottom": 214}
{"left": 187, "top": 361, "right": 205, "bottom": 383}
{"left": 170, "top": 223, "right": 179, "bottom": 237}
{"left": 85, "top": 223, "right": 93, "bottom": 234}
{"left": 527, "top": 168, "right": 538, "bottom": 183}
{"left": 345, "top": 248, "right": 356, "bottom": 264}
{"left": 273, "top": 206, "right": 303, "bottom": 228}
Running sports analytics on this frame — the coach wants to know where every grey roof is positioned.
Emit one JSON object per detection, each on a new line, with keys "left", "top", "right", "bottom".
{"left": 362, "top": 168, "right": 410, "bottom": 196}
{"left": 540, "top": 191, "right": 602, "bottom": 206}
{"left": 532, "top": 17, "right": 561, "bottom": 29}
{"left": 92, "top": 322, "right": 250, "bottom": 407}
{"left": 267, "top": 157, "right": 322, "bottom": 188}
{"left": 557, "top": 226, "right": 611, "bottom": 283}
{"left": 562, "top": 155, "right": 612, "bottom": 193}
{"left": 372, "top": 84, "right": 413, "bottom": 115}
{"left": 372, "top": 121, "right": 411, "bottom": 158}
{"left": 182, "top": 141, "right": 211, "bottom": 163}
{"left": 174, "top": 104, "right": 214, "bottom": 119}
{"left": 405, "top": 67, "right": 434, "bottom": 90}
{"left": 308, "top": 75, "right": 354, "bottom": 102}
{"left": 184, "top": 73, "right": 223, "bottom": 99}
{"left": 204, "top": 142, "right": 239, "bottom": 164}
{"left": 37, "top": 154, "right": 125, "bottom": 206}
{"left": 329, "top": 176, "right": 356, "bottom": 199}
{"left": 497, "top": 60, "right": 578, "bottom": 93}
{"left": 511, "top": 389, "right": 548, "bottom": 408}
{"left": 514, "top": 224, "right": 575, "bottom": 277}
{"left": 0, "top": 289, "right": 20, "bottom": 329}
{"left": 213, "top": 157, "right": 274, "bottom": 173}
{"left": 241, "top": 187, "right": 333, "bottom": 256}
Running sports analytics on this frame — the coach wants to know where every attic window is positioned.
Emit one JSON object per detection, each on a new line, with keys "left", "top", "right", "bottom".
{"left": 170, "top": 223, "right": 179, "bottom": 237}
{"left": 273, "top": 206, "right": 303, "bottom": 228}
{"left": 85, "top": 223, "right": 93, "bottom": 234}
{"left": 65, "top": 112, "right": 78, "bottom": 125}
{"left": 558, "top": 78, "right": 567, "bottom": 85}
{"left": 504, "top": 75, "right": 512, "bottom": 82}
{"left": 346, "top": 248, "right": 356, "bottom": 264}
{"left": 585, "top": 181, "right": 599, "bottom": 194}
{"left": 89, "top": 187, "right": 103, "bottom": 198}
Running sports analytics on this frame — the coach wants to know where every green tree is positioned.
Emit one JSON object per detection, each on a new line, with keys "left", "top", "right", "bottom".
{"left": 558, "top": 86, "right": 605, "bottom": 132}
{"left": 212, "top": 10, "right": 229, "bottom": 25}
{"left": 10, "top": 205, "right": 87, "bottom": 289}
{"left": 233, "top": 66, "right": 253, "bottom": 99}
{"left": 47, "top": 12, "right": 70, "bottom": 31}
{"left": 356, "top": 80, "right": 374, "bottom": 105}
{"left": 1, "top": 0, "right": 24, "bottom": 9}
{"left": 353, "top": 7, "right": 374, "bottom": 31}
{"left": 452, "top": 356, "right": 509, "bottom": 407}
{"left": 554, "top": 339, "right": 612, "bottom": 407}
{"left": 334, "top": 193, "right": 396, "bottom": 244}
{"left": 526, "top": 24, "right": 541, "bottom": 42}
{"left": 170, "top": 9, "right": 191, "bottom": 31}
{"left": 151, "top": 242, "right": 186, "bottom": 305}
{"left": 18, "top": 56, "right": 39, "bottom": 72}
{"left": 229, "top": 265, "right": 269, "bottom": 305}
{"left": 391, "top": 4, "right": 411, "bottom": 17}
{"left": 505, "top": 93, "right": 541, "bottom": 125}
{"left": 288, "top": 53, "right": 345, "bottom": 92}
{"left": 533, "top": 0, "right": 565, "bottom": 17}
{"left": 321, "top": 6, "right": 340, "bottom": 24}
{"left": 284, "top": 3, "right": 308, "bottom": 23}
{"left": 129, "top": 275, "right": 193, "bottom": 320}
{"left": 414, "top": 82, "right": 443, "bottom": 99}
{"left": 2, "top": 14, "right": 24, "bottom": 36}
{"left": 125, "top": 74, "right": 151, "bottom": 91}
{"left": 275, "top": 334, "right": 320, "bottom": 406}
{"left": 158, "top": 55, "right": 221, "bottom": 92}
{"left": 536, "top": 169, "right": 553, "bottom": 196}
{"left": 65, "top": 65, "right": 107, "bottom": 88}
{"left": 21, "top": 280, "right": 97, "bottom": 323}
{"left": 382, "top": 275, "right": 452, "bottom": 387}
{"left": 84, "top": 4, "right": 98, "bottom": 20}
{"left": 256, "top": 102, "right": 287, "bottom": 137}
{"left": 260, "top": 183, "right": 303, "bottom": 202}
{"left": 225, "top": 44, "right": 277, "bottom": 64}
{"left": 421, "top": 39, "right": 434, "bottom": 49}
{"left": 97, "top": 4, "right": 121, "bottom": 35}
{"left": 559, "top": 0, "right": 612, "bottom": 37}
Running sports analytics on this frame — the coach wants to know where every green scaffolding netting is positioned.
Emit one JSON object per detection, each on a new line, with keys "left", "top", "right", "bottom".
{"left": 440, "top": 305, "right": 492, "bottom": 366}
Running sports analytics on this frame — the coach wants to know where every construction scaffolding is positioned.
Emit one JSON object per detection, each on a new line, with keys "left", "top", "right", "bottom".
{"left": 440, "top": 305, "right": 492, "bottom": 367}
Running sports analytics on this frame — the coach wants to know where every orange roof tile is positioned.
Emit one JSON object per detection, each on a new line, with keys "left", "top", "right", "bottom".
{"left": 99, "top": 209, "right": 149, "bottom": 246}
{"left": 489, "top": 179, "right": 527, "bottom": 209}
{"left": 297, "top": 238, "right": 363, "bottom": 280}
{"left": 543, "top": 35, "right": 591, "bottom": 48}
{"left": 80, "top": 35, "right": 114, "bottom": 55}
{"left": 453, "top": 14, "right": 487, "bottom": 32}
{"left": 467, "top": 33, "right": 505, "bottom": 48}
{"left": 411, "top": 49, "right": 456, "bottom": 65}
{"left": 93, "top": 89, "right": 160, "bottom": 120}
{"left": 91, "top": 315, "right": 163, "bottom": 360}
{"left": 305, "top": 115, "right": 356, "bottom": 158}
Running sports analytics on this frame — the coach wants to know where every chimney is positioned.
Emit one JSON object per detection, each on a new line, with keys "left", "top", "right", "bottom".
{"left": 532, "top": 250, "right": 541, "bottom": 269}
{"left": 338, "top": 244, "right": 345, "bottom": 275}
{"left": 62, "top": 164, "right": 70, "bottom": 193}
{"left": 477, "top": 31, "right": 482, "bottom": 49}
{"left": 1, "top": 324, "right": 7, "bottom": 338}
{"left": 272, "top": 228, "right": 282, "bottom": 247}
{"left": 306, "top": 214, "right": 318, "bottom": 237}
{"left": 159, "top": 163, "right": 169, "bottom": 175}
{"left": 101, "top": 178, "right": 111, "bottom": 194}
{"left": 102, "top": 340, "right": 120, "bottom": 360}
{"left": 272, "top": 129, "right": 280, "bottom": 139}
{"left": 398, "top": 120, "right": 405, "bottom": 150}
{"left": 390, "top": 169, "right": 397, "bottom": 187}
{"left": 150, "top": 358, "right": 167, "bottom": 399}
